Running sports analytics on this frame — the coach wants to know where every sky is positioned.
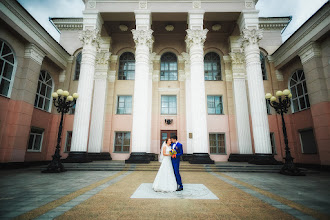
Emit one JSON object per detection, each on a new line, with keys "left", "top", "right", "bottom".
{"left": 17, "top": 0, "right": 328, "bottom": 42}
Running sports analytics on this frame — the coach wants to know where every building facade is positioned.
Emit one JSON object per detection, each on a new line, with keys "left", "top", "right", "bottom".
{"left": 0, "top": 0, "right": 329, "bottom": 166}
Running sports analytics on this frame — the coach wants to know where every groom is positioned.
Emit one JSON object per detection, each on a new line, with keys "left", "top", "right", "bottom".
{"left": 171, "top": 135, "right": 183, "bottom": 191}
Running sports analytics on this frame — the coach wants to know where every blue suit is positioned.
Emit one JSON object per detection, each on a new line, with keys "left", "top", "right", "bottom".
{"left": 171, "top": 142, "right": 183, "bottom": 189}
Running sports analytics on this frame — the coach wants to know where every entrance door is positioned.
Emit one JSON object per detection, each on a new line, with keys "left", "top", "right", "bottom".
{"left": 160, "top": 130, "right": 177, "bottom": 149}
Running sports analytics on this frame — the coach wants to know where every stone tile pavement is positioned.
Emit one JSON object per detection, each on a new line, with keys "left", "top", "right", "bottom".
{"left": 0, "top": 168, "right": 329, "bottom": 219}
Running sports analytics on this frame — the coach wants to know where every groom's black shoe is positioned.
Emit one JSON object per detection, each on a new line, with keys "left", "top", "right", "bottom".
{"left": 176, "top": 187, "right": 183, "bottom": 191}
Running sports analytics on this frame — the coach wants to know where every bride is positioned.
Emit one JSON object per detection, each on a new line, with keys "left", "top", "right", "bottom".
{"left": 152, "top": 138, "right": 177, "bottom": 192}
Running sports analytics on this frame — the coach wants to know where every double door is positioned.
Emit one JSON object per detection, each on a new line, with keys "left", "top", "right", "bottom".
{"left": 160, "top": 130, "right": 177, "bottom": 150}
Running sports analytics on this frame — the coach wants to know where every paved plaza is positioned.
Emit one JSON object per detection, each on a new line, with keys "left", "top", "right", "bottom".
{"left": 0, "top": 167, "right": 330, "bottom": 220}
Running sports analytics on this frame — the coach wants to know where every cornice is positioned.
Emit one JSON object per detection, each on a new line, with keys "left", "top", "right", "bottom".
{"left": 51, "top": 18, "right": 83, "bottom": 31}
{"left": 0, "top": 0, "right": 70, "bottom": 69}
{"left": 258, "top": 17, "right": 291, "bottom": 31}
{"left": 272, "top": 2, "right": 329, "bottom": 68}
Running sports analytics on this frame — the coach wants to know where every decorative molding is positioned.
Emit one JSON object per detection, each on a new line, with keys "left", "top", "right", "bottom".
{"left": 165, "top": 25, "right": 174, "bottom": 32}
{"left": 267, "top": 55, "right": 274, "bottom": 63}
{"left": 79, "top": 28, "right": 101, "bottom": 48}
{"left": 52, "top": 18, "right": 83, "bottom": 31}
{"left": 185, "top": 29, "right": 208, "bottom": 50}
{"left": 233, "top": 72, "right": 246, "bottom": 79}
{"left": 259, "top": 17, "right": 291, "bottom": 31}
{"left": 139, "top": 1, "right": 147, "bottom": 9}
{"left": 96, "top": 51, "right": 111, "bottom": 65}
{"left": 223, "top": 55, "right": 231, "bottom": 64}
{"left": 87, "top": 1, "right": 96, "bottom": 9}
{"left": 298, "top": 42, "right": 321, "bottom": 64}
{"left": 119, "top": 25, "right": 128, "bottom": 32}
{"left": 241, "top": 28, "right": 263, "bottom": 48}
{"left": 108, "top": 70, "right": 116, "bottom": 82}
{"left": 24, "top": 43, "right": 46, "bottom": 65}
{"left": 131, "top": 29, "right": 154, "bottom": 49}
{"left": 59, "top": 70, "right": 66, "bottom": 83}
{"left": 68, "top": 55, "right": 75, "bottom": 63}
{"left": 245, "top": 0, "right": 254, "bottom": 8}
{"left": 193, "top": 1, "right": 201, "bottom": 9}
{"left": 211, "top": 24, "right": 221, "bottom": 31}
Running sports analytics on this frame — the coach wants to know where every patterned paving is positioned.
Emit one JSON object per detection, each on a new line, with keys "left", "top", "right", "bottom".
{"left": 0, "top": 168, "right": 329, "bottom": 220}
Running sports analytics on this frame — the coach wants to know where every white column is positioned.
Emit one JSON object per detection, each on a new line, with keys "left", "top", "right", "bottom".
{"left": 70, "top": 13, "right": 102, "bottom": 155}
{"left": 182, "top": 52, "right": 193, "bottom": 154}
{"left": 186, "top": 10, "right": 209, "bottom": 154}
{"left": 230, "top": 51, "right": 253, "bottom": 154}
{"left": 88, "top": 38, "right": 111, "bottom": 153}
{"left": 241, "top": 28, "right": 272, "bottom": 154}
{"left": 130, "top": 10, "right": 153, "bottom": 154}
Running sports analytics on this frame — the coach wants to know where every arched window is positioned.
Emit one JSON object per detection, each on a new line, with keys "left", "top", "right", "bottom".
{"left": 118, "top": 52, "right": 135, "bottom": 80}
{"left": 260, "top": 52, "right": 267, "bottom": 80}
{"left": 289, "top": 70, "right": 310, "bottom": 112}
{"left": 0, "top": 39, "right": 16, "bottom": 97}
{"left": 204, "top": 52, "right": 221, "bottom": 81}
{"left": 160, "top": 52, "right": 177, "bottom": 81}
{"left": 34, "top": 70, "right": 53, "bottom": 112}
{"left": 74, "top": 52, "right": 82, "bottom": 80}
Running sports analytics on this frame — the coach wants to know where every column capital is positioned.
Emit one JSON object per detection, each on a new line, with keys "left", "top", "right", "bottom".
{"left": 96, "top": 51, "right": 111, "bottom": 65}
{"left": 79, "top": 28, "right": 101, "bottom": 48}
{"left": 241, "top": 28, "right": 263, "bottom": 48}
{"left": 298, "top": 42, "right": 321, "bottom": 64}
{"left": 94, "top": 71, "right": 107, "bottom": 80}
{"left": 110, "top": 55, "right": 118, "bottom": 64}
{"left": 132, "top": 29, "right": 154, "bottom": 49}
{"left": 229, "top": 52, "right": 245, "bottom": 64}
{"left": 185, "top": 29, "right": 208, "bottom": 50}
{"left": 24, "top": 43, "right": 46, "bottom": 65}
{"left": 223, "top": 55, "right": 231, "bottom": 64}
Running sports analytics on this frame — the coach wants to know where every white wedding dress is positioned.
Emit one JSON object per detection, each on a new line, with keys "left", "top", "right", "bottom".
{"left": 152, "top": 145, "right": 177, "bottom": 192}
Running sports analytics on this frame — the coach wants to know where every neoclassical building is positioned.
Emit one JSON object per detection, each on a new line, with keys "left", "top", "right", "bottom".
{"left": 0, "top": 0, "right": 329, "bottom": 166}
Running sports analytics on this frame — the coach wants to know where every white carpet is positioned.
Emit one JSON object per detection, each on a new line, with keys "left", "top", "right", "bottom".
{"left": 130, "top": 183, "right": 219, "bottom": 200}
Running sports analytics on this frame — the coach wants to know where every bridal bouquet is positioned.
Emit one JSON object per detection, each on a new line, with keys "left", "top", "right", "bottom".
{"left": 170, "top": 149, "right": 177, "bottom": 158}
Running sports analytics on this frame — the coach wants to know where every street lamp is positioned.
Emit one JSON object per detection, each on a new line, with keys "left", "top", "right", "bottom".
{"left": 265, "top": 89, "right": 305, "bottom": 176}
{"left": 42, "top": 89, "right": 79, "bottom": 173}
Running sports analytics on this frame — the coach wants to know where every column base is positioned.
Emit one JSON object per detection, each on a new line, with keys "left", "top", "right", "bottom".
{"left": 182, "top": 154, "right": 193, "bottom": 161}
{"left": 228, "top": 154, "right": 254, "bottom": 162}
{"left": 248, "top": 154, "right": 281, "bottom": 165}
{"left": 87, "top": 153, "right": 112, "bottom": 161}
{"left": 125, "top": 152, "right": 150, "bottom": 164}
{"left": 189, "top": 153, "right": 214, "bottom": 164}
{"left": 64, "top": 152, "right": 92, "bottom": 163}
{"left": 147, "top": 153, "right": 158, "bottom": 161}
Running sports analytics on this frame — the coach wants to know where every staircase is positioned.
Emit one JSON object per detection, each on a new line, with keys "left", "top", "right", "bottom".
{"left": 30, "top": 161, "right": 289, "bottom": 173}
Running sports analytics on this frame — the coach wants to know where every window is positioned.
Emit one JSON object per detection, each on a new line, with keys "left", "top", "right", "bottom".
{"left": 207, "top": 95, "right": 223, "bottom": 114}
{"left": 34, "top": 70, "right": 53, "bottom": 112}
{"left": 118, "top": 52, "right": 135, "bottom": 80}
{"left": 209, "top": 133, "right": 226, "bottom": 154}
{"left": 114, "top": 132, "right": 130, "bottom": 153}
{"left": 74, "top": 52, "right": 82, "bottom": 80}
{"left": 161, "top": 95, "right": 177, "bottom": 115}
{"left": 299, "top": 129, "right": 317, "bottom": 154}
{"left": 260, "top": 52, "right": 267, "bottom": 80}
{"left": 266, "top": 99, "right": 271, "bottom": 114}
{"left": 204, "top": 52, "right": 221, "bottom": 81}
{"left": 0, "top": 39, "right": 16, "bottom": 97}
{"left": 160, "top": 52, "right": 177, "bottom": 81}
{"left": 65, "top": 131, "right": 72, "bottom": 152}
{"left": 117, "top": 96, "right": 132, "bottom": 114}
{"left": 289, "top": 70, "right": 310, "bottom": 112}
{"left": 27, "top": 127, "right": 44, "bottom": 152}
{"left": 270, "top": 133, "right": 276, "bottom": 154}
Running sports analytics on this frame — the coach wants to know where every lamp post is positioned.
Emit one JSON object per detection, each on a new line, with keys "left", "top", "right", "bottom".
{"left": 42, "top": 89, "right": 79, "bottom": 173}
{"left": 265, "top": 89, "right": 305, "bottom": 176}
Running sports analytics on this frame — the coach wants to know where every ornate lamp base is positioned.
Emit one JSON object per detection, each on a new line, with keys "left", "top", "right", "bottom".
{"left": 42, "top": 155, "right": 66, "bottom": 173}
{"left": 280, "top": 159, "right": 305, "bottom": 176}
